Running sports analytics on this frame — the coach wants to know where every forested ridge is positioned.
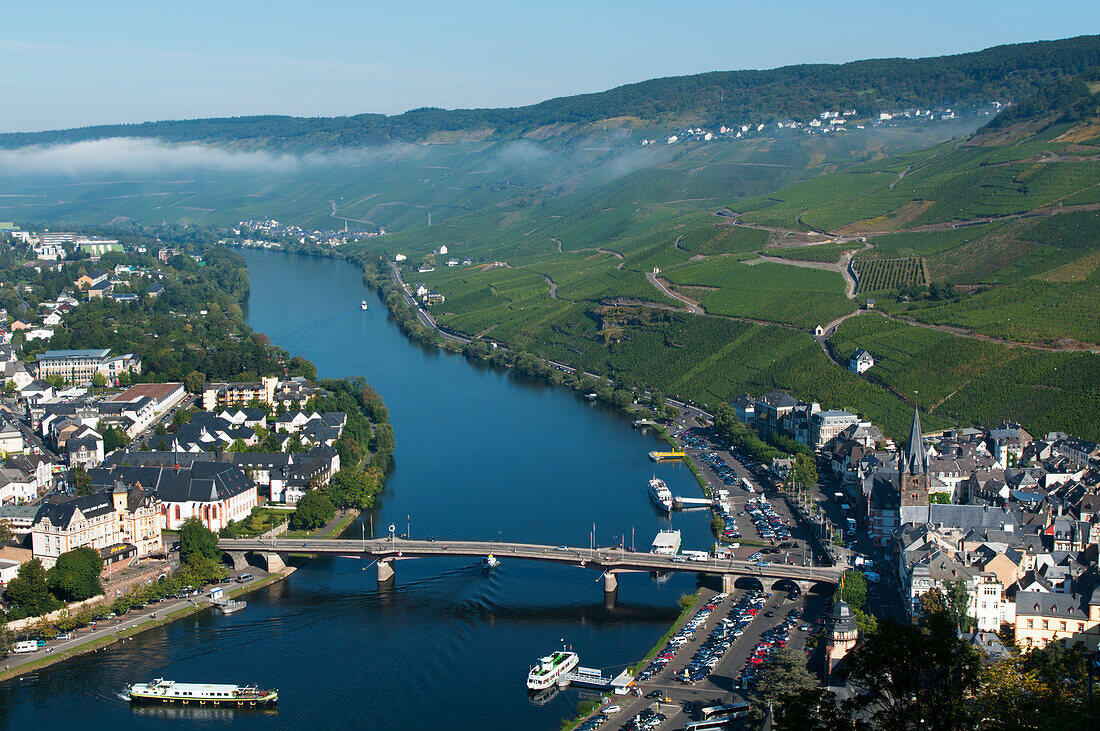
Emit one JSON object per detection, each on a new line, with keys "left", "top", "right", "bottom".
{"left": 3, "top": 35, "right": 1099, "bottom": 150}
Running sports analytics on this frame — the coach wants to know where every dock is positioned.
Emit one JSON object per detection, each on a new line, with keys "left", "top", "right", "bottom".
{"left": 672, "top": 496, "right": 717, "bottom": 510}
{"left": 649, "top": 450, "right": 686, "bottom": 461}
{"left": 560, "top": 666, "right": 634, "bottom": 689}
{"left": 632, "top": 419, "right": 658, "bottom": 428}
{"left": 208, "top": 587, "right": 246, "bottom": 614}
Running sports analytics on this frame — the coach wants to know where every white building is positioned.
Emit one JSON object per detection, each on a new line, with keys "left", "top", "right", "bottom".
{"left": 849, "top": 348, "right": 875, "bottom": 374}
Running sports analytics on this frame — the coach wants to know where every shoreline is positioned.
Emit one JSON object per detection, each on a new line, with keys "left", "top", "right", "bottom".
{"left": 0, "top": 566, "right": 297, "bottom": 684}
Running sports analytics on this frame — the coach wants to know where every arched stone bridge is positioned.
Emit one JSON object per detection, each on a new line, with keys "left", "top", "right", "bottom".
{"left": 218, "top": 537, "right": 844, "bottom": 595}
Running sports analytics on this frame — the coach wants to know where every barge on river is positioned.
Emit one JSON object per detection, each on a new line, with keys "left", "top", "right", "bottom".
{"left": 127, "top": 679, "right": 277, "bottom": 707}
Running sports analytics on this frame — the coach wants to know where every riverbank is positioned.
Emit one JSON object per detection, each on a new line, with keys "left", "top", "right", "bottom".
{"left": 0, "top": 566, "right": 296, "bottom": 683}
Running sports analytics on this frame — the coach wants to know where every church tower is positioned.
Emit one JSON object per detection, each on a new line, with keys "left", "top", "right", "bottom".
{"left": 898, "top": 406, "right": 929, "bottom": 507}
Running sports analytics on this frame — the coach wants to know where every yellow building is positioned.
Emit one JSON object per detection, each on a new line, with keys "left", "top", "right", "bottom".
{"left": 112, "top": 483, "right": 163, "bottom": 559}
{"left": 1013, "top": 589, "right": 1100, "bottom": 652}
{"left": 31, "top": 487, "right": 162, "bottom": 569}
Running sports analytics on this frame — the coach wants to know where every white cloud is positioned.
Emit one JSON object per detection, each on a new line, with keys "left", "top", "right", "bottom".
{"left": 0, "top": 137, "right": 424, "bottom": 177}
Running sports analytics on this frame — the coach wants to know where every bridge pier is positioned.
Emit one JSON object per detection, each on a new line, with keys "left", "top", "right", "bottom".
{"left": 603, "top": 572, "right": 618, "bottom": 593}
{"left": 226, "top": 551, "right": 249, "bottom": 572}
{"left": 261, "top": 552, "right": 285, "bottom": 573}
{"left": 377, "top": 559, "right": 395, "bottom": 583}
{"left": 722, "top": 574, "right": 736, "bottom": 593}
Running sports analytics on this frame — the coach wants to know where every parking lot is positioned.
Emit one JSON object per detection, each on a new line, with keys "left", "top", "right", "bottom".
{"left": 571, "top": 586, "right": 827, "bottom": 730}
{"left": 676, "top": 429, "right": 819, "bottom": 566}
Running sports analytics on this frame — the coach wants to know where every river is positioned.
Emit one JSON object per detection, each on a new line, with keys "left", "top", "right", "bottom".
{"left": 0, "top": 250, "right": 714, "bottom": 730}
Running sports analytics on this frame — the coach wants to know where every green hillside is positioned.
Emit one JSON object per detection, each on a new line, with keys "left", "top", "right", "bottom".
{"left": 352, "top": 73, "right": 1100, "bottom": 441}
{"left": 3, "top": 35, "right": 1099, "bottom": 150}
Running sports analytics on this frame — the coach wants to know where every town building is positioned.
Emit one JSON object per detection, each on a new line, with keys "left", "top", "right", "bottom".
{"left": 1014, "top": 589, "right": 1100, "bottom": 651}
{"left": 30, "top": 486, "right": 162, "bottom": 569}
{"left": 34, "top": 348, "right": 141, "bottom": 384}
{"left": 824, "top": 599, "right": 859, "bottom": 682}
{"left": 87, "top": 462, "right": 259, "bottom": 532}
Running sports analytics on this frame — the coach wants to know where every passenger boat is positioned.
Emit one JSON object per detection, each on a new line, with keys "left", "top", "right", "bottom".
{"left": 651, "top": 529, "right": 682, "bottom": 555}
{"left": 482, "top": 554, "right": 500, "bottom": 569}
{"left": 127, "top": 679, "right": 277, "bottom": 707}
{"left": 648, "top": 476, "right": 673, "bottom": 513}
{"left": 526, "top": 649, "right": 579, "bottom": 690}
{"left": 361, "top": 299, "right": 369, "bottom": 310}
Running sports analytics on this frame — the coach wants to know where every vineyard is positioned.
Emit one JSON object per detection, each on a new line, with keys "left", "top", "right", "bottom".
{"left": 853, "top": 256, "right": 926, "bottom": 292}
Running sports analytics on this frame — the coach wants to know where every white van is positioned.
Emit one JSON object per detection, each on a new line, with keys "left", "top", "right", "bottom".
{"left": 13, "top": 640, "right": 39, "bottom": 653}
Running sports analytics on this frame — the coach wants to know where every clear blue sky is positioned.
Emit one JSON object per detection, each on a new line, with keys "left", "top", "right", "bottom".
{"left": 2, "top": 0, "right": 1098, "bottom": 132}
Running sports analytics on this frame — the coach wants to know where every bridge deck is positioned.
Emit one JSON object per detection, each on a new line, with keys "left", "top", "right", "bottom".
{"left": 218, "top": 537, "right": 843, "bottom": 584}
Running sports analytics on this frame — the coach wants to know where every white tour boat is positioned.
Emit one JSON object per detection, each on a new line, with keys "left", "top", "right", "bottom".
{"left": 647, "top": 476, "right": 673, "bottom": 513}
{"left": 526, "top": 648, "right": 580, "bottom": 691}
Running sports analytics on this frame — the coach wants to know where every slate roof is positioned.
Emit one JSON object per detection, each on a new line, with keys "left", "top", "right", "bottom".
{"left": 1015, "top": 590, "right": 1098, "bottom": 620}
{"left": 88, "top": 462, "right": 253, "bottom": 503}
{"left": 33, "top": 493, "right": 113, "bottom": 528}
{"left": 757, "top": 390, "right": 798, "bottom": 409}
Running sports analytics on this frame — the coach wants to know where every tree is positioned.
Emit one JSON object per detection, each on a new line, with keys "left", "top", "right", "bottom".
{"left": 843, "top": 616, "right": 982, "bottom": 731}
{"left": 290, "top": 490, "right": 335, "bottom": 530}
{"left": 73, "top": 465, "right": 93, "bottom": 496}
{"left": 4, "top": 558, "right": 62, "bottom": 617}
{"left": 791, "top": 452, "right": 819, "bottom": 489}
{"left": 0, "top": 518, "right": 13, "bottom": 544}
{"left": 47, "top": 546, "right": 103, "bottom": 602}
{"left": 852, "top": 607, "right": 878, "bottom": 636}
{"left": 977, "top": 642, "right": 1089, "bottom": 730}
{"left": 836, "top": 570, "right": 867, "bottom": 610}
{"left": 756, "top": 646, "right": 819, "bottom": 711}
{"left": 91, "top": 371, "right": 107, "bottom": 388}
{"left": 117, "top": 370, "right": 132, "bottom": 387}
{"left": 776, "top": 687, "right": 865, "bottom": 731}
{"left": 943, "top": 578, "right": 973, "bottom": 631}
{"left": 102, "top": 425, "right": 130, "bottom": 453}
{"left": 919, "top": 587, "right": 947, "bottom": 619}
{"left": 184, "top": 370, "right": 206, "bottom": 394}
{"left": 178, "top": 517, "right": 219, "bottom": 566}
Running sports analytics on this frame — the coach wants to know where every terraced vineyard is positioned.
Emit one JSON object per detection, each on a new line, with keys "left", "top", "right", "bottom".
{"left": 852, "top": 256, "right": 926, "bottom": 293}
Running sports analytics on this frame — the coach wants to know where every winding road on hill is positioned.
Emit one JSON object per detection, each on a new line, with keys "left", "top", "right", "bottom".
{"left": 646, "top": 270, "right": 704, "bottom": 314}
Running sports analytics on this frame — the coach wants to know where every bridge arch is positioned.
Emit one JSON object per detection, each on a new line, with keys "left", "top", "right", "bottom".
{"left": 733, "top": 576, "right": 765, "bottom": 592}
{"left": 771, "top": 578, "right": 802, "bottom": 596}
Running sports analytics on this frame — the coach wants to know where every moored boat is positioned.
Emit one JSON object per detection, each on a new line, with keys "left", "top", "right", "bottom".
{"left": 526, "top": 649, "right": 579, "bottom": 690}
{"left": 648, "top": 476, "right": 673, "bottom": 513}
{"left": 651, "top": 529, "right": 682, "bottom": 555}
{"left": 127, "top": 679, "right": 277, "bottom": 707}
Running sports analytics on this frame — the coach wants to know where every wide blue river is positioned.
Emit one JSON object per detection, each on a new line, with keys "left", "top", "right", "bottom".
{"left": 0, "top": 250, "right": 713, "bottom": 730}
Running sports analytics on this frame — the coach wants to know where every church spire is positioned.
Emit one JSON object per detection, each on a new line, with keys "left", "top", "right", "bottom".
{"left": 905, "top": 406, "right": 927, "bottom": 474}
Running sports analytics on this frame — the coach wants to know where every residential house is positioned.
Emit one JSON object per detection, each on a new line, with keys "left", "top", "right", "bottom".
{"left": 74, "top": 269, "right": 109, "bottom": 291}
{"left": 848, "top": 348, "right": 875, "bottom": 374}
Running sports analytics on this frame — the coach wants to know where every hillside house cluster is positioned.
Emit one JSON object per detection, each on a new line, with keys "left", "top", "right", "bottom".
{"left": 639, "top": 103, "right": 998, "bottom": 148}
{"left": 730, "top": 386, "right": 1100, "bottom": 651}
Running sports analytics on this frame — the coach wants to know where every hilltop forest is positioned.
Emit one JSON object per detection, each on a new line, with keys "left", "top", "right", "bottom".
{"left": 2, "top": 35, "right": 1100, "bottom": 150}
